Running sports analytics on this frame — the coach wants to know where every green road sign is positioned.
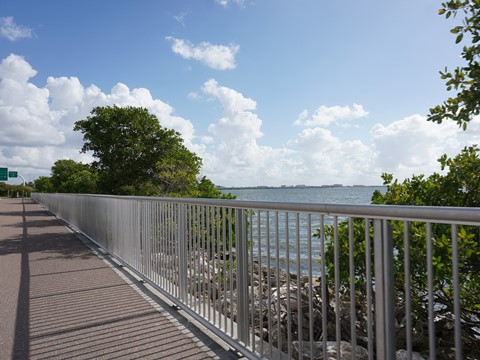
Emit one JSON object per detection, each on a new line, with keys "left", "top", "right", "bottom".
{"left": 0, "top": 167, "right": 7, "bottom": 181}
{"left": 8, "top": 171, "right": 18, "bottom": 178}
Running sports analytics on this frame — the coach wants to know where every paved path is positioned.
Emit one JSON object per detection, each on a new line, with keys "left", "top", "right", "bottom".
{"left": 0, "top": 198, "right": 235, "bottom": 360}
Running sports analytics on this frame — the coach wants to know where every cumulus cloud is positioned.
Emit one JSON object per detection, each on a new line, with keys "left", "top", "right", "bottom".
{"left": 1, "top": 53, "right": 478, "bottom": 187}
{"left": 0, "top": 54, "right": 199, "bottom": 181}
{"left": 370, "top": 114, "right": 480, "bottom": 180}
{"left": 0, "top": 17, "right": 32, "bottom": 41}
{"left": 290, "top": 127, "right": 377, "bottom": 184}
{"left": 198, "top": 78, "right": 294, "bottom": 184}
{"left": 0, "top": 55, "right": 64, "bottom": 146}
{"left": 166, "top": 37, "right": 239, "bottom": 70}
{"left": 198, "top": 79, "right": 479, "bottom": 186}
{"left": 294, "top": 103, "right": 369, "bottom": 127}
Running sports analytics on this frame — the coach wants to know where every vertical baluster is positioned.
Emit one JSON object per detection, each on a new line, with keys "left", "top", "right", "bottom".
{"left": 296, "top": 213, "right": 303, "bottom": 356}
{"left": 426, "top": 223, "right": 436, "bottom": 360}
{"left": 257, "top": 210, "right": 263, "bottom": 355}
{"left": 266, "top": 210, "right": 273, "bottom": 357}
{"left": 286, "top": 212, "right": 292, "bottom": 359}
{"left": 308, "top": 214, "right": 314, "bottom": 359}
{"left": 334, "top": 216, "right": 341, "bottom": 360}
{"left": 320, "top": 215, "right": 327, "bottom": 360}
{"left": 348, "top": 217, "right": 356, "bottom": 360}
{"left": 451, "top": 224, "right": 462, "bottom": 360}
{"left": 403, "top": 221, "right": 412, "bottom": 360}
{"left": 365, "top": 218, "right": 373, "bottom": 360}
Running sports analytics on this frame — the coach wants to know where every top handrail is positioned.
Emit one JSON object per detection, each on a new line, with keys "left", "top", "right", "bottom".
{"left": 34, "top": 192, "right": 480, "bottom": 225}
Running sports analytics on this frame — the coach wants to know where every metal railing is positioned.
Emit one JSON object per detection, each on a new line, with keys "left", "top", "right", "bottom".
{"left": 32, "top": 193, "right": 480, "bottom": 360}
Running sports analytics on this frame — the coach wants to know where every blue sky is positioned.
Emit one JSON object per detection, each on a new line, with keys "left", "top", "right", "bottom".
{"left": 1, "top": 0, "right": 479, "bottom": 186}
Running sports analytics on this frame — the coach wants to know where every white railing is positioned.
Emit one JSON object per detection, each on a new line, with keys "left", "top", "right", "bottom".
{"left": 32, "top": 193, "right": 480, "bottom": 360}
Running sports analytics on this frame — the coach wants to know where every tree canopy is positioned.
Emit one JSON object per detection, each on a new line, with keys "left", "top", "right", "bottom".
{"left": 73, "top": 106, "right": 201, "bottom": 196}
{"left": 428, "top": 1, "right": 480, "bottom": 128}
{"left": 70, "top": 105, "right": 232, "bottom": 199}
{"left": 50, "top": 159, "right": 98, "bottom": 194}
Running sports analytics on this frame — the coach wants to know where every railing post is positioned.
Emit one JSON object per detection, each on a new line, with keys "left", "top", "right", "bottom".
{"left": 374, "top": 219, "right": 396, "bottom": 360}
{"left": 235, "top": 209, "right": 249, "bottom": 344}
{"left": 178, "top": 204, "right": 188, "bottom": 303}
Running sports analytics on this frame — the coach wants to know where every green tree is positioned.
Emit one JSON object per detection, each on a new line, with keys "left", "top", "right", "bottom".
{"left": 195, "top": 177, "right": 236, "bottom": 199}
{"left": 371, "top": 145, "right": 480, "bottom": 207}
{"left": 428, "top": 1, "right": 480, "bottom": 128}
{"left": 0, "top": 182, "right": 9, "bottom": 197}
{"left": 74, "top": 105, "right": 203, "bottom": 196}
{"left": 320, "top": 146, "right": 480, "bottom": 357}
{"left": 34, "top": 176, "right": 53, "bottom": 193}
{"left": 50, "top": 159, "right": 98, "bottom": 193}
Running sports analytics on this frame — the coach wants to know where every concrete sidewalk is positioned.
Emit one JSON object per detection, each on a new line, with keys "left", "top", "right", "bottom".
{"left": 0, "top": 198, "right": 235, "bottom": 360}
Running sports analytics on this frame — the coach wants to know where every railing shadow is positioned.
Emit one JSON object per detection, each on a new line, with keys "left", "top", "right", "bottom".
{"left": 5, "top": 198, "right": 236, "bottom": 359}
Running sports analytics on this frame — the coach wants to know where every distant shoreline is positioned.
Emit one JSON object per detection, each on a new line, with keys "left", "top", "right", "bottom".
{"left": 218, "top": 184, "right": 384, "bottom": 190}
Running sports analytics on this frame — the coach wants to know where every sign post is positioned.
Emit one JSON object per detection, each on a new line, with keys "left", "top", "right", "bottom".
{"left": 8, "top": 171, "right": 18, "bottom": 178}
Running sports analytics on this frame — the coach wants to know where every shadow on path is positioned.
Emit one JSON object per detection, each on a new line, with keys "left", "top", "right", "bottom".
{"left": 12, "top": 199, "right": 29, "bottom": 359}
{"left": 2, "top": 199, "right": 237, "bottom": 359}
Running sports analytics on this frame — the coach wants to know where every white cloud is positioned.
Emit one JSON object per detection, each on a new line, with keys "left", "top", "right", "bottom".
{"left": 0, "top": 17, "right": 32, "bottom": 41}
{"left": 187, "top": 91, "right": 201, "bottom": 100}
{"left": 166, "top": 37, "right": 239, "bottom": 70}
{"left": 215, "top": 0, "right": 244, "bottom": 7}
{"left": 294, "top": 103, "right": 369, "bottom": 127}
{"left": 174, "top": 12, "right": 187, "bottom": 27}
{"left": 0, "top": 54, "right": 199, "bottom": 181}
{"left": 291, "top": 127, "right": 376, "bottom": 182}
{"left": 202, "top": 79, "right": 256, "bottom": 116}
{"left": 0, "top": 55, "right": 64, "bottom": 147}
{"left": 370, "top": 114, "right": 480, "bottom": 180}
{"left": 1, "top": 54, "right": 479, "bottom": 187}
{"left": 0, "top": 53, "right": 37, "bottom": 82}
{"left": 199, "top": 78, "right": 293, "bottom": 185}
{"left": 198, "top": 79, "right": 479, "bottom": 186}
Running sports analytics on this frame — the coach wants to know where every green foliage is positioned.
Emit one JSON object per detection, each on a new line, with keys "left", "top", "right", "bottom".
{"left": 0, "top": 182, "right": 8, "bottom": 196}
{"left": 372, "top": 145, "right": 480, "bottom": 206}
{"left": 195, "top": 177, "right": 236, "bottom": 199}
{"left": 34, "top": 176, "right": 53, "bottom": 193}
{"left": 0, "top": 182, "right": 33, "bottom": 197}
{"left": 428, "top": 1, "right": 480, "bottom": 128}
{"left": 319, "top": 146, "right": 480, "bottom": 353}
{"left": 50, "top": 159, "right": 98, "bottom": 193}
{"left": 74, "top": 105, "right": 202, "bottom": 196}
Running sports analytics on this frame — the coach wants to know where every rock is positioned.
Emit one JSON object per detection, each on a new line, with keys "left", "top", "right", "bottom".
{"left": 396, "top": 349, "right": 426, "bottom": 360}
{"left": 292, "top": 340, "right": 368, "bottom": 360}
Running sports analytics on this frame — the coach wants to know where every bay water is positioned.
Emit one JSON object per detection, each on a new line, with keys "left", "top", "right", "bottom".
{"left": 220, "top": 186, "right": 386, "bottom": 276}
{"left": 221, "top": 186, "right": 385, "bottom": 205}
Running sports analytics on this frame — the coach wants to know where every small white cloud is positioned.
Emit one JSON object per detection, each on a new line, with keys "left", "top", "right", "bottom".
{"left": 0, "top": 17, "right": 32, "bottom": 41}
{"left": 174, "top": 12, "right": 187, "bottom": 27}
{"left": 215, "top": 0, "right": 244, "bottom": 7}
{"left": 187, "top": 91, "right": 200, "bottom": 100}
{"left": 294, "top": 103, "right": 369, "bottom": 127}
{"left": 166, "top": 37, "right": 239, "bottom": 70}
